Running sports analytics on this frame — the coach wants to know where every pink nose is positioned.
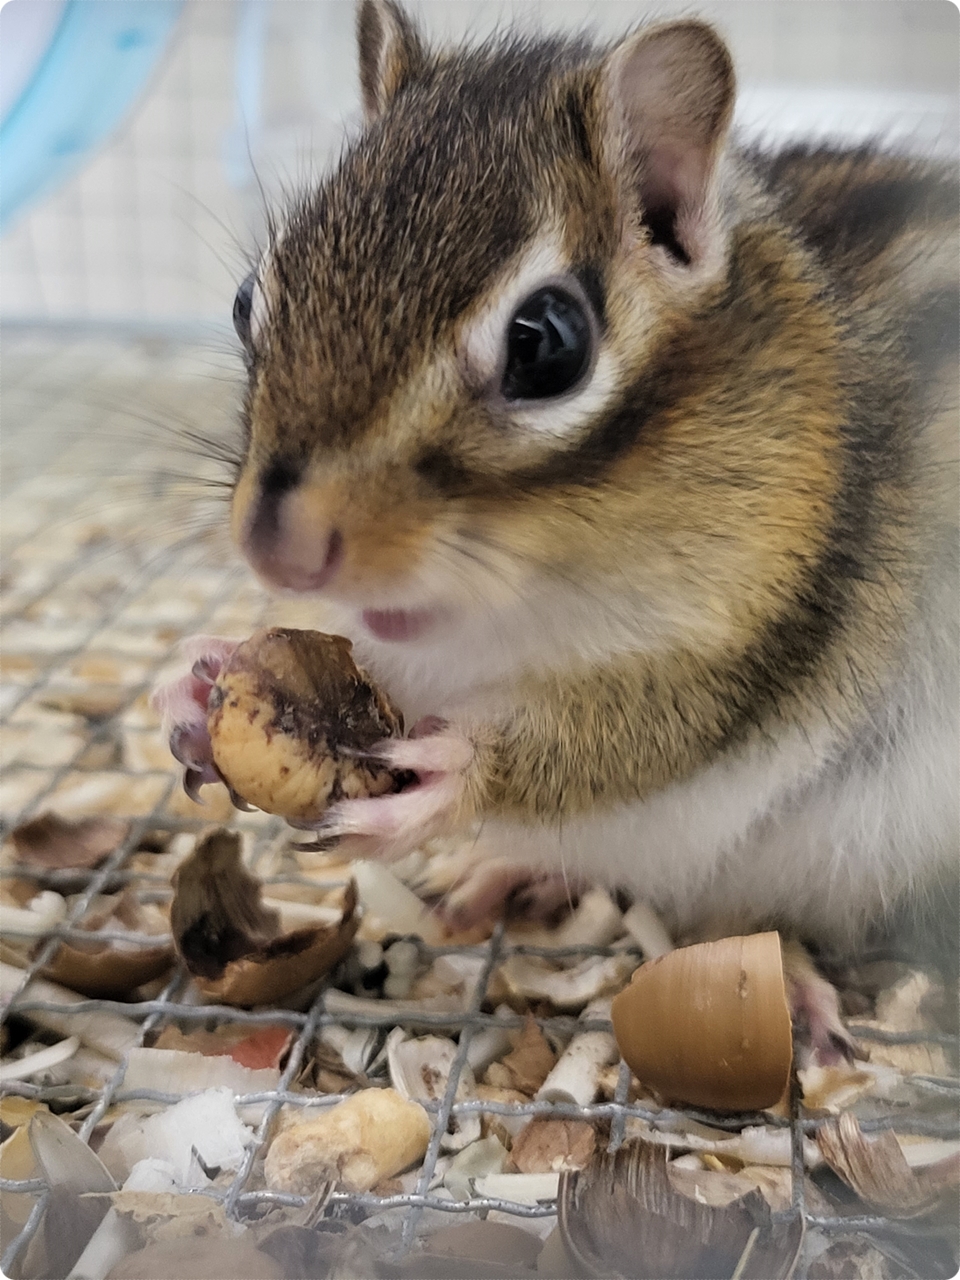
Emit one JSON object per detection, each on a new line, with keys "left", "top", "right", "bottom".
{"left": 242, "top": 483, "right": 344, "bottom": 592}
{"left": 251, "top": 527, "right": 344, "bottom": 592}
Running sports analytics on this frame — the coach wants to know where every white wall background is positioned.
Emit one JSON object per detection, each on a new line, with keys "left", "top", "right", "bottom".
{"left": 1, "top": 0, "right": 956, "bottom": 326}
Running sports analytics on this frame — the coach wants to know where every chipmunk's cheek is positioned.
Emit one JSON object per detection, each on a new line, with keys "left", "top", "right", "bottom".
{"left": 230, "top": 467, "right": 258, "bottom": 550}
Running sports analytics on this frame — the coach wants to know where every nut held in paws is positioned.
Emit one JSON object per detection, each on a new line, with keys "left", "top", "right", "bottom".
{"left": 207, "top": 628, "right": 404, "bottom": 821}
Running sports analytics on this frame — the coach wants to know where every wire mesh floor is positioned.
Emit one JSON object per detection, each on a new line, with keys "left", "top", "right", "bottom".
{"left": 1, "top": 327, "right": 957, "bottom": 1279}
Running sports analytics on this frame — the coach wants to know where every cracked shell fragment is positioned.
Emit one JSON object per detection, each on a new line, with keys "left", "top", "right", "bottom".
{"left": 816, "top": 1111, "right": 960, "bottom": 1219}
{"left": 10, "top": 812, "right": 130, "bottom": 871}
{"left": 611, "top": 932, "right": 793, "bottom": 1112}
{"left": 170, "top": 828, "right": 358, "bottom": 1006}
{"left": 264, "top": 1087, "right": 431, "bottom": 1194}
{"left": 37, "top": 888, "right": 174, "bottom": 999}
{"left": 559, "top": 1140, "right": 804, "bottom": 1280}
{"left": 386, "top": 1028, "right": 480, "bottom": 1151}
{"left": 207, "top": 628, "right": 404, "bottom": 822}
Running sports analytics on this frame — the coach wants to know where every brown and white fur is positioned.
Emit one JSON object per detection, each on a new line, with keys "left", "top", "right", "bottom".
{"left": 156, "top": 3, "right": 959, "bottom": 1055}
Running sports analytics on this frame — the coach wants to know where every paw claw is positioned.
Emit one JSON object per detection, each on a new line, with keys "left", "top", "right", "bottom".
{"left": 315, "top": 806, "right": 357, "bottom": 840}
{"left": 183, "top": 766, "right": 217, "bottom": 804}
{"left": 152, "top": 636, "right": 239, "bottom": 805}
{"left": 290, "top": 836, "right": 341, "bottom": 852}
{"left": 227, "top": 786, "right": 255, "bottom": 813}
{"left": 169, "top": 723, "right": 212, "bottom": 771}
{"left": 285, "top": 815, "right": 345, "bottom": 846}
{"left": 825, "top": 1027, "right": 858, "bottom": 1066}
{"left": 783, "top": 941, "right": 855, "bottom": 1069}
{"left": 191, "top": 656, "right": 219, "bottom": 684}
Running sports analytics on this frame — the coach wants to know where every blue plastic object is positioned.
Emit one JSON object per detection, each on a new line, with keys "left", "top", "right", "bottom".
{"left": 0, "top": 0, "right": 184, "bottom": 231}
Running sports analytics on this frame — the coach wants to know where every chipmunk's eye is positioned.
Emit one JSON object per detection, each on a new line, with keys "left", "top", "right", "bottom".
{"left": 502, "top": 287, "right": 591, "bottom": 400}
{"left": 233, "top": 272, "right": 256, "bottom": 352}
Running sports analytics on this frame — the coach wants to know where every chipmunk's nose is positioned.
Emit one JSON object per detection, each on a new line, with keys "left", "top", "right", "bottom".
{"left": 237, "top": 463, "right": 344, "bottom": 592}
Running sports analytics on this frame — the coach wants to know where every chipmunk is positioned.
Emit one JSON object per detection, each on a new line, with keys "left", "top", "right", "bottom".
{"left": 156, "top": 2, "right": 958, "bottom": 1057}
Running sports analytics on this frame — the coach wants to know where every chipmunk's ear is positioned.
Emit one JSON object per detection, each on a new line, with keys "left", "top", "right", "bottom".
{"left": 357, "top": 0, "right": 428, "bottom": 121}
{"left": 600, "top": 21, "right": 734, "bottom": 266}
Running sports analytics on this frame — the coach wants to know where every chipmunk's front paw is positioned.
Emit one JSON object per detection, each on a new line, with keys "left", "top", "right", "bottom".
{"left": 151, "top": 636, "right": 239, "bottom": 801}
{"left": 311, "top": 723, "right": 476, "bottom": 860}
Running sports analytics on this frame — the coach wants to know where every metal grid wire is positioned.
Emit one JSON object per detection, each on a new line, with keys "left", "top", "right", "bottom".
{"left": 1, "top": 332, "right": 958, "bottom": 1277}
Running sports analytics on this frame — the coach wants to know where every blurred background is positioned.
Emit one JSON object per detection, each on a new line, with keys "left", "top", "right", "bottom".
{"left": 1, "top": 0, "right": 957, "bottom": 329}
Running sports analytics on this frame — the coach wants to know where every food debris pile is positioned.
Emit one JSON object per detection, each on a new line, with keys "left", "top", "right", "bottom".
{"left": 1, "top": 811, "right": 957, "bottom": 1280}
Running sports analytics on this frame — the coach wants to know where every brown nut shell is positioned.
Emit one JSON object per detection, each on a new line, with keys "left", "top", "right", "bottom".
{"left": 170, "top": 828, "right": 359, "bottom": 1006}
{"left": 610, "top": 932, "right": 793, "bottom": 1113}
{"left": 40, "top": 942, "right": 174, "bottom": 1000}
{"left": 207, "top": 628, "right": 403, "bottom": 822}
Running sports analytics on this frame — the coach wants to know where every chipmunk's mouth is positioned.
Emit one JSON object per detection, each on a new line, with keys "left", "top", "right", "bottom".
{"left": 361, "top": 608, "right": 442, "bottom": 642}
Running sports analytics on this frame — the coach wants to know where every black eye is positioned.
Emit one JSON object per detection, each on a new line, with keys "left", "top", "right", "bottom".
{"left": 501, "top": 287, "right": 591, "bottom": 401}
{"left": 233, "top": 272, "right": 256, "bottom": 351}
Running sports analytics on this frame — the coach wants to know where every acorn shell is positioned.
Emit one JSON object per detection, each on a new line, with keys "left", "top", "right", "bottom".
{"left": 610, "top": 932, "right": 793, "bottom": 1112}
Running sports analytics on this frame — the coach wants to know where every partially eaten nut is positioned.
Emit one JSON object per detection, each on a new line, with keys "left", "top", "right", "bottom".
{"left": 264, "top": 1087, "right": 431, "bottom": 1193}
{"left": 207, "top": 629, "right": 404, "bottom": 822}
